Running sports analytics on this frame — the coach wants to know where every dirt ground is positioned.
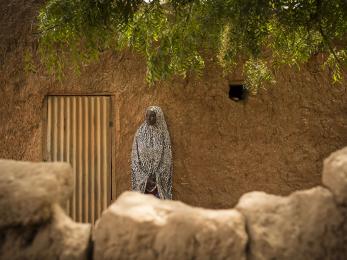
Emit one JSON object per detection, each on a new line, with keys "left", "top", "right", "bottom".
{"left": 1, "top": 0, "right": 347, "bottom": 208}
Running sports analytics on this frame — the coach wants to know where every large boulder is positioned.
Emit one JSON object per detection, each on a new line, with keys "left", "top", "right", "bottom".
{"left": 0, "top": 160, "right": 73, "bottom": 227}
{"left": 236, "top": 187, "right": 346, "bottom": 260}
{"left": 94, "top": 191, "right": 247, "bottom": 260}
{"left": 0, "top": 204, "right": 91, "bottom": 260}
{"left": 322, "top": 147, "right": 347, "bottom": 205}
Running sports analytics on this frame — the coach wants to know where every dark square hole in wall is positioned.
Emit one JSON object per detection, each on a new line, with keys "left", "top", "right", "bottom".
{"left": 229, "top": 84, "right": 247, "bottom": 101}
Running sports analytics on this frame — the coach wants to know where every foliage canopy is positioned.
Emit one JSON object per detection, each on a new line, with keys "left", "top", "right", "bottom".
{"left": 38, "top": 0, "right": 347, "bottom": 92}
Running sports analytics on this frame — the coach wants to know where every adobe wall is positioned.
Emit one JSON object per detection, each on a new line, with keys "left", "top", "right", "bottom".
{"left": 1, "top": 0, "right": 347, "bottom": 208}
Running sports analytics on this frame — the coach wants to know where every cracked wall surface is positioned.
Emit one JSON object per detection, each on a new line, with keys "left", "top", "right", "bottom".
{"left": 1, "top": 0, "right": 347, "bottom": 208}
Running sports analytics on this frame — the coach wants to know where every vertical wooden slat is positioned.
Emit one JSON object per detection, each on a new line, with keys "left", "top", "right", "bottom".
{"left": 59, "top": 97, "right": 64, "bottom": 162}
{"left": 58, "top": 97, "right": 69, "bottom": 215}
{"left": 87, "top": 97, "right": 91, "bottom": 223}
{"left": 71, "top": 97, "right": 77, "bottom": 220}
{"left": 95, "top": 97, "right": 101, "bottom": 219}
{"left": 106, "top": 97, "right": 111, "bottom": 206}
{"left": 100, "top": 97, "right": 105, "bottom": 212}
{"left": 53, "top": 97, "right": 58, "bottom": 162}
{"left": 47, "top": 98, "right": 52, "bottom": 162}
{"left": 65, "top": 97, "right": 71, "bottom": 215}
{"left": 78, "top": 97, "right": 83, "bottom": 222}
{"left": 83, "top": 97, "right": 89, "bottom": 223}
{"left": 89, "top": 97, "right": 95, "bottom": 224}
{"left": 102, "top": 97, "right": 108, "bottom": 211}
{"left": 109, "top": 97, "right": 112, "bottom": 207}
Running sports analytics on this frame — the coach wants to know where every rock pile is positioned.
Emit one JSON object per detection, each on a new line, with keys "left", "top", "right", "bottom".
{"left": 1, "top": 146, "right": 347, "bottom": 259}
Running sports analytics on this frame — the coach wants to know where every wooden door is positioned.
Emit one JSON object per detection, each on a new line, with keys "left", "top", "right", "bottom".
{"left": 45, "top": 95, "right": 112, "bottom": 223}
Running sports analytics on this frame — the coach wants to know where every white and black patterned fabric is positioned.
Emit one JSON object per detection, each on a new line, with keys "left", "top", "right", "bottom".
{"left": 131, "top": 106, "right": 173, "bottom": 199}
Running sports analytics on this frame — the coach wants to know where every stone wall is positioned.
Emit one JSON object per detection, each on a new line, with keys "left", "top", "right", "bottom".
{"left": 0, "top": 160, "right": 91, "bottom": 260}
{"left": 1, "top": 0, "right": 347, "bottom": 208}
{"left": 1, "top": 147, "right": 347, "bottom": 259}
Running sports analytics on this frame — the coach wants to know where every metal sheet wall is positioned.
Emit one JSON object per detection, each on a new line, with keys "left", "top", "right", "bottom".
{"left": 46, "top": 95, "right": 111, "bottom": 223}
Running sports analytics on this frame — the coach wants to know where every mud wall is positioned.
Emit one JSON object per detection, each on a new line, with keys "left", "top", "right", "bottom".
{"left": 1, "top": 0, "right": 347, "bottom": 208}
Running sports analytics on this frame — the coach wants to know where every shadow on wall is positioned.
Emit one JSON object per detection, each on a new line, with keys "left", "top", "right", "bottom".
{"left": 0, "top": 147, "right": 347, "bottom": 259}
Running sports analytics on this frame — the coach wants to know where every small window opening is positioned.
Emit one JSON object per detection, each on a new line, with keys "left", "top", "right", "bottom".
{"left": 229, "top": 84, "right": 247, "bottom": 101}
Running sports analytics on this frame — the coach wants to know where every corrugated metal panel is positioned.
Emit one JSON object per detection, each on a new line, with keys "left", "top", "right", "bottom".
{"left": 46, "top": 95, "right": 111, "bottom": 223}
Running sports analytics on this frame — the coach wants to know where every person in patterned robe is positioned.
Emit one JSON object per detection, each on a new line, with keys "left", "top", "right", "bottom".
{"left": 131, "top": 106, "right": 173, "bottom": 199}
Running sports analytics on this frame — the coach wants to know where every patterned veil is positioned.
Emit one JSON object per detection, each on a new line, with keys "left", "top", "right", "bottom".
{"left": 131, "top": 106, "right": 173, "bottom": 199}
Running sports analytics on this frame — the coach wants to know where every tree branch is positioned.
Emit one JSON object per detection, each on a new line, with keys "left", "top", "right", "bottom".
{"left": 319, "top": 25, "right": 345, "bottom": 71}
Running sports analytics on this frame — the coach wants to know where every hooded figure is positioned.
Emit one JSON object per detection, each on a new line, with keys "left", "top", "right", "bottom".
{"left": 131, "top": 106, "right": 173, "bottom": 199}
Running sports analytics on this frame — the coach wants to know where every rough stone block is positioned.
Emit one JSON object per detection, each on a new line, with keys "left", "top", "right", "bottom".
{"left": 323, "top": 147, "right": 347, "bottom": 205}
{"left": 94, "top": 191, "right": 247, "bottom": 260}
{"left": 0, "top": 204, "right": 91, "bottom": 260}
{"left": 236, "top": 187, "right": 346, "bottom": 260}
{"left": 0, "top": 160, "right": 73, "bottom": 227}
